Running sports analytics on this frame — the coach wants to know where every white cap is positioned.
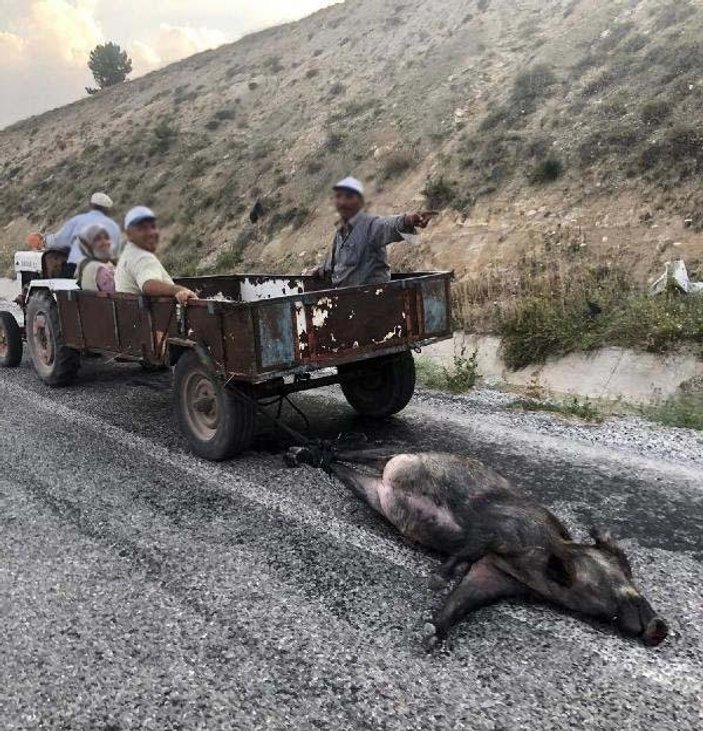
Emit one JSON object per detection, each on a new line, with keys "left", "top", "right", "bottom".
{"left": 91, "top": 192, "right": 113, "bottom": 209}
{"left": 124, "top": 206, "right": 156, "bottom": 229}
{"left": 333, "top": 176, "right": 364, "bottom": 197}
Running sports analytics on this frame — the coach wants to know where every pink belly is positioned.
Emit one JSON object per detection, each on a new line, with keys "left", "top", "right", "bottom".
{"left": 377, "top": 478, "right": 462, "bottom": 547}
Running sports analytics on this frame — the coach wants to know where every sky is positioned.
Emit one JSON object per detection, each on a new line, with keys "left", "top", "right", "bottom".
{"left": 0, "top": 0, "right": 340, "bottom": 129}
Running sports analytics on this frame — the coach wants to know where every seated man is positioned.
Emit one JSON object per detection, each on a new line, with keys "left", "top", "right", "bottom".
{"left": 305, "top": 176, "right": 437, "bottom": 288}
{"left": 44, "top": 192, "right": 122, "bottom": 276}
{"left": 74, "top": 224, "right": 116, "bottom": 293}
{"left": 115, "top": 207, "right": 197, "bottom": 305}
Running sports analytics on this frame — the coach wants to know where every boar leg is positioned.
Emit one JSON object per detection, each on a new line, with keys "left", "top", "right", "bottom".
{"left": 429, "top": 556, "right": 475, "bottom": 590}
{"left": 332, "top": 448, "right": 395, "bottom": 472}
{"left": 326, "top": 461, "right": 383, "bottom": 512}
{"left": 425, "top": 558, "right": 524, "bottom": 645}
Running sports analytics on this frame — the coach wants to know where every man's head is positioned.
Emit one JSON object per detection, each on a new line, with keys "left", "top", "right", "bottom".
{"left": 125, "top": 206, "right": 159, "bottom": 252}
{"left": 333, "top": 177, "right": 365, "bottom": 222}
{"left": 90, "top": 192, "right": 114, "bottom": 215}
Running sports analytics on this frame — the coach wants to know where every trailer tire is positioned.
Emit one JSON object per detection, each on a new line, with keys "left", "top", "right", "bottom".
{"left": 0, "top": 311, "right": 23, "bottom": 368}
{"left": 340, "top": 351, "right": 416, "bottom": 418}
{"left": 26, "top": 291, "right": 80, "bottom": 386}
{"left": 174, "top": 350, "right": 257, "bottom": 461}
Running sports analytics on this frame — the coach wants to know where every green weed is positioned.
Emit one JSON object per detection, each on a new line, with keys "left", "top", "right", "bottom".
{"left": 415, "top": 350, "right": 479, "bottom": 394}
{"left": 645, "top": 398, "right": 703, "bottom": 430}
{"left": 444, "top": 349, "right": 479, "bottom": 393}
{"left": 511, "top": 397, "right": 602, "bottom": 422}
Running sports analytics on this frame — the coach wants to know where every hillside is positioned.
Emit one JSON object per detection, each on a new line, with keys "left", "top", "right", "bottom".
{"left": 2, "top": 0, "right": 703, "bottom": 324}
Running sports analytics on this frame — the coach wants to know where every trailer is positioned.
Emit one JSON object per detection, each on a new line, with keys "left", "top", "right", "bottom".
{"left": 0, "top": 250, "right": 453, "bottom": 460}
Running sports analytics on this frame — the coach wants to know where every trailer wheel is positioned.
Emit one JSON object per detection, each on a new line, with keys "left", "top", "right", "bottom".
{"left": 26, "top": 291, "right": 80, "bottom": 386}
{"left": 0, "top": 311, "right": 23, "bottom": 368}
{"left": 174, "top": 350, "right": 257, "bottom": 461}
{"left": 340, "top": 351, "right": 416, "bottom": 418}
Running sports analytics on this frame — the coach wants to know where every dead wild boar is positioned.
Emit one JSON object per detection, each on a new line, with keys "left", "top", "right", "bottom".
{"left": 290, "top": 448, "right": 668, "bottom": 647}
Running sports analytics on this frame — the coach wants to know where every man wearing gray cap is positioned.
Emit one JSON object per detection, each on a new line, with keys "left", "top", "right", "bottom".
{"left": 44, "top": 192, "right": 122, "bottom": 275}
{"left": 305, "top": 177, "right": 437, "bottom": 288}
{"left": 115, "top": 206, "right": 197, "bottom": 305}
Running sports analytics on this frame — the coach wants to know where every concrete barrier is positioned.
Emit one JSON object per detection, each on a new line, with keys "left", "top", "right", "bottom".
{"left": 419, "top": 332, "right": 703, "bottom": 405}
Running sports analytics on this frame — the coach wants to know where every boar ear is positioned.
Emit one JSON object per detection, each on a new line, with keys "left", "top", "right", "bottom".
{"left": 590, "top": 527, "right": 633, "bottom": 577}
{"left": 545, "top": 552, "right": 574, "bottom": 588}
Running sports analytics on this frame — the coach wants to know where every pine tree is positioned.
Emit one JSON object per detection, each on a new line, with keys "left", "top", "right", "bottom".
{"left": 86, "top": 42, "right": 133, "bottom": 95}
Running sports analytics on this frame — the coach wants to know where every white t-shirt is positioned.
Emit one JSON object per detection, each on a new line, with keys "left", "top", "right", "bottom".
{"left": 115, "top": 240, "right": 174, "bottom": 295}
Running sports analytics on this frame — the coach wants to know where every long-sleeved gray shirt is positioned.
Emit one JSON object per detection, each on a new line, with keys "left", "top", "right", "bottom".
{"left": 321, "top": 211, "right": 418, "bottom": 288}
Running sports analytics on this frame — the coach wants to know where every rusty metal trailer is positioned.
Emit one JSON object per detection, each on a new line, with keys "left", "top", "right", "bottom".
{"left": 0, "top": 258, "right": 453, "bottom": 460}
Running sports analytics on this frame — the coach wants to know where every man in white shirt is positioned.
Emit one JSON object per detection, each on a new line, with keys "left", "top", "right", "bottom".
{"left": 115, "top": 206, "right": 197, "bottom": 305}
{"left": 45, "top": 192, "right": 122, "bottom": 274}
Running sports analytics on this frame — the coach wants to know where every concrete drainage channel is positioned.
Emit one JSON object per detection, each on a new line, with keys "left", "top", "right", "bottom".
{"left": 418, "top": 331, "right": 703, "bottom": 408}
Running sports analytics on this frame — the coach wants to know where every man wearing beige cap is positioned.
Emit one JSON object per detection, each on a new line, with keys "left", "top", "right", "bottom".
{"left": 115, "top": 206, "right": 197, "bottom": 305}
{"left": 305, "top": 176, "right": 437, "bottom": 288}
{"left": 44, "top": 192, "right": 122, "bottom": 276}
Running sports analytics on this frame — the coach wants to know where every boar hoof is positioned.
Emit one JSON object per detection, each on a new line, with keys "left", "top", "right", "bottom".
{"left": 428, "top": 573, "right": 449, "bottom": 591}
{"left": 284, "top": 446, "right": 320, "bottom": 468}
{"left": 422, "top": 622, "right": 441, "bottom": 650}
{"left": 284, "top": 450, "right": 303, "bottom": 468}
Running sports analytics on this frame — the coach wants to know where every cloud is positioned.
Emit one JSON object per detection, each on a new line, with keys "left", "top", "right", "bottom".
{"left": 129, "top": 23, "right": 228, "bottom": 75}
{"left": 0, "top": 30, "right": 26, "bottom": 61}
{"left": 28, "top": 0, "right": 104, "bottom": 64}
{"left": 0, "top": 1, "right": 103, "bottom": 127}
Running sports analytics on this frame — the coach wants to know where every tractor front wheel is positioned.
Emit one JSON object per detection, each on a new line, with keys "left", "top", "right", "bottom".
{"left": 0, "top": 311, "right": 23, "bottom": 368}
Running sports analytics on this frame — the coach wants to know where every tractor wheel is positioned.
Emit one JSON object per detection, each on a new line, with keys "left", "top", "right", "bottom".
{"left": 0, "top": 311, "right": 23, "bottom": 368}
{"left": 340, "top": 351, "right": 416, "bottom": 418}
{"left": 26, "top": 290, "right": 80, "bottom": 386}
{"left": 174, "top": 350, "right": 257, "bottom": 461}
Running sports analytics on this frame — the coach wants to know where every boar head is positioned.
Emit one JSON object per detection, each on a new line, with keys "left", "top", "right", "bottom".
{"left": 491, "top": 529, "right": 668, "bottom": 646}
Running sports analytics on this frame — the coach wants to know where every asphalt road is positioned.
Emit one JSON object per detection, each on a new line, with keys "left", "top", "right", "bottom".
{"left": 1, "top": 353, "right": 702, "bottom": 730}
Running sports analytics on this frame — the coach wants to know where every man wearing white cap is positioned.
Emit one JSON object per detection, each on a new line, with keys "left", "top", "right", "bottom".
{"left": 44, "top": 192, "right": 122, "bottom": 275}
{"left": 115, "top": 206, "right": 197, "bottom": 305}
{"left": 305, "top": 177, "right": 437, "bottom": 288}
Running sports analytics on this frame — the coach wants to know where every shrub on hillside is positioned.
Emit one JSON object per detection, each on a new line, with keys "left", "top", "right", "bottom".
{"left": 251, "top": 141, "right": 274, "bottom": 160}
{"left": 214, "top": 108, "right": 236, "bottom": 121}
{"left": 510, "top": 64, "right": 557, "bottom": 111}
{"left": 380, "top": 150, "right": 415, "bottom": 180}
{"left": 530, "top": 156, "right": 564, "bottom": 184}
{"left": 423, "top": 176, "right": 458, "bottom": 209}
{"left": 264, "top": 56, "right": 284, "bottom": 74}
{"left": 323, "top": 132, "right": 345, "bottom": 152}
{"left": 641, "top": 100, "right": 672, "bottom": 126}
{"left": 150, "top": 118, "right": 177, "bottom": 155}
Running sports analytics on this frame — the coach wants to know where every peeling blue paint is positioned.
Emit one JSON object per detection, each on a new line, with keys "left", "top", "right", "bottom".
{"left": 259, "top": 303, "right": 295, "bottom": 368}
{"left": 422, "top": 280, "right": 448, "bottom": 335}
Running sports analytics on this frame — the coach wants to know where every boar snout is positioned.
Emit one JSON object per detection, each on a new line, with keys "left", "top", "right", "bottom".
{"left": 617, "top": 596, "right": 668, "bottom": 646}
{"left": 643, "top": 617, "right": 668, "bottom": 647}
